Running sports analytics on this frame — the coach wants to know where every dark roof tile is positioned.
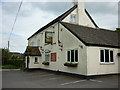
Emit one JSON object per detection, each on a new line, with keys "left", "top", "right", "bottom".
{"left": 61, "top": 22, "right": 120, "bottom": 48}
{"left": 24, "top": 46, "right": 41, "bottom": 56}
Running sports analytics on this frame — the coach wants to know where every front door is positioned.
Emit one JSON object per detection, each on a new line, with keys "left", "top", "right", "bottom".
{"left": 26, "top": 56, "right": 29, "bottom": 69}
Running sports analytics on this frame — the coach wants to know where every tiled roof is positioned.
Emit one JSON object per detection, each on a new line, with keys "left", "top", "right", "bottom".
{"left": 24, "top": 46, "right": 41, "bottom": 56}
{"left": 61, "top": 22, "right": 120, "bottom": 48}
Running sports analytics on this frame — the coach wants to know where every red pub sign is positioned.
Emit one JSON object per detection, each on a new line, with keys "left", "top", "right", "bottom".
{"left": 51, "top": 53, "right": 57, "bottom": 62}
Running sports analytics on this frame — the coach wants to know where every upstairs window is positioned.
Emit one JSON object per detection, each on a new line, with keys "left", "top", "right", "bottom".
{"left": 31, "top": 42, "right": 34, "bottom": 46}
{"left": 70, "top": 14, "right": 77, "bottom": 23}
{"left": 45, "top": 32, "right": 53, "bottom": 44}
{"left": 67, "top": 49, "right": 78, "bottom": 62}
{"left": 37, "top": 39, "right": 40, "bottom": 46}
{"left": 100, "top": 49, "right": 114, "bottom": 63}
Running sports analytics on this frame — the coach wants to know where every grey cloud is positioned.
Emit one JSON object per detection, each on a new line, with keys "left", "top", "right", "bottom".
{"left": 2, "top": 2, "right": 20, "bottom": 15}
{"left": 85, "top": 2, "right": 118, "bottom": 15}
{"left": 31, "top": 2, "right": 73, "bottom": 15}
{"left": 2, "top": 2, "right": 35, "bottom": 17}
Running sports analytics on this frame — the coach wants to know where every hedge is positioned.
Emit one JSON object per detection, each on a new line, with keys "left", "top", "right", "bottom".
{"left": 4, "top": 60, "right": 24, "bottom": 67}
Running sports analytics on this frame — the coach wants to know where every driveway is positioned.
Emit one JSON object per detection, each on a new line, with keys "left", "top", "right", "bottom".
{"left": 2, "top": 69, "right": 119, "bottom": 88}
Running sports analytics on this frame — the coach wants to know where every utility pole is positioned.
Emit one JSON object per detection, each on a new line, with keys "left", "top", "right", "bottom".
{"left": 8, "top": 41, "right": 9, "bottom": 51}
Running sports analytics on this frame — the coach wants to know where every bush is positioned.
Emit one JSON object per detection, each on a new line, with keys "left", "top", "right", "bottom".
{"left": 3, "top": 60, "right": 24, "bottom": 68}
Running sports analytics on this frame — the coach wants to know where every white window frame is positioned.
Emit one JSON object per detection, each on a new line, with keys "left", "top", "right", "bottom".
{"left": 34, "top": 57, "right": 39, "bottom": 64}
{"left": 45, "top": 52, "right": 50, "bottom": 61}
{"left": 37, "top": 39, "right": 40, "bottom": 46}
{"left": 67, "top": 49, "right": 79, "bottom": 63}
{"left": 31, "top": 41, "right": 34, "bottom": 46}
{"left": 70, "top": 14, "right": 77, "bottom": 24}
{"left": 100, "top": 49, "right": 114, "bottom": 64}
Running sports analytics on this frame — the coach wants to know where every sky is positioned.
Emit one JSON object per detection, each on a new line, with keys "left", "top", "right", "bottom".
{"left": 1, "top": 0, "right": 119, "bottom": 53}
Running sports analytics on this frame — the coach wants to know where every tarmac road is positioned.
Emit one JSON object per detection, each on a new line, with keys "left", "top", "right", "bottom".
{"left": 2, "top": 69, "right": 119, "bottom": 88}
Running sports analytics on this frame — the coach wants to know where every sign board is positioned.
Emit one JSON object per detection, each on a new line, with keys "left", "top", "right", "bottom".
{"left": 51, "top": 53, "right": 56, "bottom": 62}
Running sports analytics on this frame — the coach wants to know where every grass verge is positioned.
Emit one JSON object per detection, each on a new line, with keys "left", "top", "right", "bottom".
{"left": 0, "top": 65, "right": 20, "bottom": 69}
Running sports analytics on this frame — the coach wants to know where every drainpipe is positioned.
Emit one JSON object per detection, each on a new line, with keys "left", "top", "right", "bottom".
{"left": 58, "top": 22, "right": 61, "bottom": 44}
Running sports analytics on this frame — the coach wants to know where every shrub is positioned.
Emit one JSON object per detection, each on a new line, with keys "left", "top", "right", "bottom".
{"left": 4, "top": 60, "right": 24, "bottom": 68}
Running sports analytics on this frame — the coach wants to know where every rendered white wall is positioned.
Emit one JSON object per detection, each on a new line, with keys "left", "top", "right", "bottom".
{"left": 87, "top": 46, "right": 119, "bottom": 76}
{"left": 27, "top": 22, "right": 88, "bottom": 75}
{"left": 58, "top": 24, "right": 87, "bottom": 75}
{"left": 28, "top": 56, "right": 42, "bottom": 69}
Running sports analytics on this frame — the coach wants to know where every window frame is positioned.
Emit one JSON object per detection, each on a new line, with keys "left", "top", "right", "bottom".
{"left": 45, "top": 52, "right": 50, "bottom": 62}
{"left": 100, "top": 49, "right": 114, "bottom": 64}
{"left": 70, "top": 14, "right": 77, "bottom": 24}
{"left": 37, "top": 39, "right": 40, "bottom": 46}
{"left": 31, "top": 41, "right": 34, "bottom": 46}
{"left": 67, "top": 49, "right": 79, "bottom": 63}
{"left": 34, "top": 57, "right": 39, "bottom": 64}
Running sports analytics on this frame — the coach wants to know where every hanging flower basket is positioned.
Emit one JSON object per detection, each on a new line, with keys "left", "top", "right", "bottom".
{"left": 64, "top": 62, "right": 78, "bottom": 67}
{"left": 42, "top": 61, "right": 49, "bottom": 65}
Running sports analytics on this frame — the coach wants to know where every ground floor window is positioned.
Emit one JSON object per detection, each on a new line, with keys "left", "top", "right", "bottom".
{"left": 34, "top": 57, "right": 39, "bottom": 64}
{"left": 100, "top": 49, "right": 114, "bottom": 63}
{"left": 45, "top": 53, "right": 50, "bottom": 61}
{"left": 67, "top": 49, "right": 78, "bottom": 62}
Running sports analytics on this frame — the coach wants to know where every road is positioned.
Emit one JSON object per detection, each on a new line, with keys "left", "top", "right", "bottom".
{"left": 2, "top": 69, "right": 119, "bottom": 88}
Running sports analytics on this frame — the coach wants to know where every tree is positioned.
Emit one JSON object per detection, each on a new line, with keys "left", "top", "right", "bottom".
{"left": 2, "top": 48, "right": 11, "bottom": 65}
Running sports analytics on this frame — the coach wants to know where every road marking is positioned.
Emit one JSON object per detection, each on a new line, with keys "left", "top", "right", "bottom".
{"left": 60, "top": 80, "right": 86, "bottom": 85}
{"left": 90, "top": 79, "right": 102, "bottom": 82}
{"left": 48, "top": 76, "right": 66, "bottom": 80}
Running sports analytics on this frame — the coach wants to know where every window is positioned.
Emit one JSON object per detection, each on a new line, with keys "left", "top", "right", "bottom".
{"left": 100, "top": 49, "right": 114, "bottom": 63}
{"left": 75, "top": 50, "right": 78, "bottom": 62}
{"left": 100, "top": 50, "right": 104, "bottom": 62}
{"left": 34, "top": 57, "right": 39, "bottom": 64}
{"left": 31, "top": 42, "right": 34, "bottom": 45}
{"left": 37, "top": 39, "right": 40, "bottom": 46}
{"left": 67, "top": 51, "right": 70, "bottom": 62}
{"left": 67, "top": 49, "right": 78, "bottom": 62}
{"left": 110, "top": 51, "right": 113, "bottom": 62}
{"left": 45, "top": 53, "right": 50, "bottom": 61}
{"left": 71, "top": 50, "right": 74, "bottom": 62}
{"left": 70, "top": 14, "right": 77, "bottom": 23}
{"left": 45, "top": 32, "right": 53, "bottom": 44}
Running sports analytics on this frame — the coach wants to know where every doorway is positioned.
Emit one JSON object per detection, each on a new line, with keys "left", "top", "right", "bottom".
{"left": 26, "top": 56, "right": 29, "bottom": 69}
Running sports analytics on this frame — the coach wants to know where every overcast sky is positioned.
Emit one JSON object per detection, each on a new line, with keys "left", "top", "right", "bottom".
{"left": 1, "top": 1, "right": 118, "bottom": 53}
